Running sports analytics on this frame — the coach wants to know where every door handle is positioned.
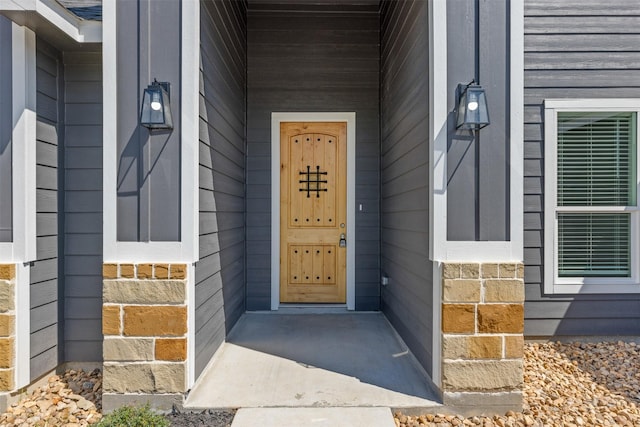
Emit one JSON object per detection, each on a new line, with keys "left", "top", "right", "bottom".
{"left": 339, "top": 233, "right": 346, "bottom": 248}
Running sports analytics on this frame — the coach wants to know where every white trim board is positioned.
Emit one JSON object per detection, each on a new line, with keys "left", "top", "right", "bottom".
{"left": 0, "top": 0, "right": 101, "bottom": 43}
{"left": 270, "top": 113, "right": 357, "bottom": 311}
{"left": 0, "top": 22, "right": 38, "bottom": 389}
{"left": 102, "top": 1, "right": 199, "bottom": 264}
{"left": 544, "top": 98, "right": 640, "bottom": 294}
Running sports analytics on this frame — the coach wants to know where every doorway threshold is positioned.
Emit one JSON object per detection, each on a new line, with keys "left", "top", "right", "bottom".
{"left": 275, "top": 304, "right": 349, "bottom": 314}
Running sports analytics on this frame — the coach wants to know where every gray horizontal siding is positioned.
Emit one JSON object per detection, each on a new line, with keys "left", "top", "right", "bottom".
{"left": 246, "top": 4, "right": 380, "bottom": 311}
{"left": 523, "top": 0, "right": 640, "bottom": 336}
{"left": 195, "top": 0, "right": 247, "bottom": 379}
{"left": 63, "top": 50, "right": 103, "bottom": 363}
{"left": 379, "top": 0, "right": 432, "bottom": 378}
{"left": 31, "top": 38, "right": 62, "bottom": 380}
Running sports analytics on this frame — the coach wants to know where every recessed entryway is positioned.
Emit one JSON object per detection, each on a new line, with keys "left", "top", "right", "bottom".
{"left": 184, "top": 313, "right": 441, "bottom": 408}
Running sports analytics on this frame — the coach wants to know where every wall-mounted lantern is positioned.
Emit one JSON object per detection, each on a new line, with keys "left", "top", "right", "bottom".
{"left": 140, "top": 79, "right": 173, "bottom": 130}
{"left": 456, "top": 81, "right": 490, "bottom": 130}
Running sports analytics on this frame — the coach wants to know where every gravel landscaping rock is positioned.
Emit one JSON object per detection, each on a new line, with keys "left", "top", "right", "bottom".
{"left": 165, "top": 408, "right": 235, "bottom": 427}
{"left": 395, "top": 341, "right": 640, "bottom": 427}
{"left": 1, "top": 341, "right": 637, "bottom": 426}
{"left": 0, "top": 369, "right": 103, "bottom": 426}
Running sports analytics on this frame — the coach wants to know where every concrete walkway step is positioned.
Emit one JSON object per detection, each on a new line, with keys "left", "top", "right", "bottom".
{"left": 231, "top": 407, "right": 396, "bottom": 427}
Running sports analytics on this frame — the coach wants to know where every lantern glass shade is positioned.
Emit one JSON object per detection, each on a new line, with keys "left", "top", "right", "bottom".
{"left": 140, "top": 81, "right": 173, "bottom": 130}
{"left": 456, "top": 84, "right": 490, "bottom": 130}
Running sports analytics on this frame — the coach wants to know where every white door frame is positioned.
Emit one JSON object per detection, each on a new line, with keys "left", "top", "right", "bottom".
{"left": 271, "top": 112, "right": 356, "bottom": 310}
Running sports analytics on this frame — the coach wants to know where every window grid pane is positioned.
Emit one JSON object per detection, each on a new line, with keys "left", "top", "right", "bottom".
{"left": 557, "top": 112, "right": 636, "bottom": 207}
{"left": 558, "top": 213, "right": 630, "bottom": 278}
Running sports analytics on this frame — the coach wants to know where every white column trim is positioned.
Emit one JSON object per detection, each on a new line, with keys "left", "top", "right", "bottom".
{"left": 429, "top": 0, "right": 447, "bottom": 389}
{"left": 7, "top": 22, "right": 36, "bottom": 389}
{"left": 181, "top": 0, "right": 200, "bottom": 264}
{"left": 429, "top": 0, "right": 524, "bottom": 263}
{"left": 102, "top": 1, "right": 199, "bottom": 264}
{"left": 14, "top": 263, "right": 30, "bottom": 388}
{"left": 102, "top": 0, "right": 117, "bottom": 260}
{"left": 186, "top": 263, "right": 195, "bottom": 388}
{"left": 270, "top": 112, "right": 356, "bottom": 310}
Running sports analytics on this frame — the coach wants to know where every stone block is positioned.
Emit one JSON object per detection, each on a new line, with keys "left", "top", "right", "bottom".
{"left": 155, "top": 264, "right": 169, "bottom": 279}
{"left": 170, "top": 264, "right": 186, "bottom": 279}
{"left": 477, "top": 304, "right": 524, "bottom": 334}
{"left": 442, "top": 304, "right": 475, "bottom": 334}
{"left": 120, "top": 264, "right": 135, "bottom": 278}
{"left": 442, "top": 263, "right": 460, "bottom": 279}
{"left": 155, "top": 338, "right": 187, "bottom": 361}
{"left": 505, "top": 335, "right": 524, "bottom": 359}
{"left": 104, "top": 280, "right": 186, "bottom": 304}
{"left": 484, "top": 279, "right": 524, "bottom": 303}
{"left": 0, "top": 369, "right": 13, "bottom": 391}
{"left": 460, "top": 263, "right": 480, "bottom": 279}
{"left": 0, "top": 265, "right": 14, "bottom": 281}
{"left": 0, "top": 282, "right": 14, "bottom": 312}
{"left": 0, "top": 315, "right": 14, "bottom": 337}
{"left": 103, "top": 338, "right": 153, "bottom": 361}
{"left": 102, "top": 264, "right": 118, "bottom": 279}
{"left": 0, "top": 339, "right": 12, "bottom": 369}
{"left": 499, "top": 264, "right": 517, "bottom": 278}
{"left": 123, "top": 306, "right": 187, "bottom": 337}
{"left": 443, "top": 280, "right": 481, "bottom": 303}
{"left": 137, "top": 264, "right": 153, "bottom": 279}
{"left": 481, "top": 263, "right": 499, "bottom": 279}
{"left": 442, "top": 336, "right": 467, "bottom": 359}
{"left": 442, "top": 360, "right": 523, "bottom": 391}
{"left": 468, "top": 336, "right": 502, "bottom": 359}
{"left": 103, "top": 363, "right": 185, "bottom": 393}
{"left": 102, "top": 305, "right": 121, "bottom": 335}
{"left": 516, "top": 263, "right": 525, "bottom": 279}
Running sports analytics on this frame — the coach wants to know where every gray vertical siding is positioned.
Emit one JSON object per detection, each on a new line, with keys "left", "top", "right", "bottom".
{"left": 63, "top": 51, "right": 103, "bottom": 362}
{"left": 0, "top": 17, "right": 11, "bottom": 243}
{"left": 246, "top": 2, "right": 380, "bottom": 310}
{"left": 115, "top": 0, "right": 181, "bottom": 242}
{"left": 379, "top": 0, "right": 433, "bottom": 377}
{"left": 195, "top": 0, "right": 247, "bottom": 379}
{"left": 446, "top": 0, "right": 511, "bottom": 241}
{"left": 524, "top": 0, "right": 640, "bottom": 336}
{"left": 31, "top": 38, "right": 62, "bottom": 380}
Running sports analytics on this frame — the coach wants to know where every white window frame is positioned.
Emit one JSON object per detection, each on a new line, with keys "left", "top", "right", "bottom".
{"left": 544, "top": 99, "right": 640, "bottom": 294}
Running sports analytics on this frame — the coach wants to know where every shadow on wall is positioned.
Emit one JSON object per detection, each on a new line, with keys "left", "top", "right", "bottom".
{"left": 193, "top": 22, "right": 247, "bottom": 376}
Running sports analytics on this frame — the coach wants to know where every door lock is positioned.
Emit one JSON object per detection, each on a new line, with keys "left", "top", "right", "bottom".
{"left": 339, "top": 233, "right": 347, "bottom": 248}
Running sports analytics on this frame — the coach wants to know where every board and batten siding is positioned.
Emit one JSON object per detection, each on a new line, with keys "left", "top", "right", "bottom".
{"left": 379, "top": 0, "right": 433, "bottom": 376}
{"left": 63, "top": 51, "right": 103, "bottom": 362}
{"left": 0, "top": 17, "right": 11, "bottom": 243}
{"left": 31, "top": 38, "right": 63, "bottom": 380}
{"left": 115, "top": 0, "right": 181, "bottom": 242}
{"left": 524, "top": 0, "right": 640, "bottom": 336}
{"left": 195, "top": 0, "right": 247, "bottom": 379}
{"left": 246, "top": 2, "right": 380, "bottom": 310}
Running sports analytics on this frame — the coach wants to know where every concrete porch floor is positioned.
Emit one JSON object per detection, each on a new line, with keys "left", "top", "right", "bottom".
{"left": 185, "top": 312, "right": 442, "bottom": 409}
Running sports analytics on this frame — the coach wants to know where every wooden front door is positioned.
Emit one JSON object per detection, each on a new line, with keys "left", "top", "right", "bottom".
{"left": 280, "top": 122, "right": 347, "bottom": 303}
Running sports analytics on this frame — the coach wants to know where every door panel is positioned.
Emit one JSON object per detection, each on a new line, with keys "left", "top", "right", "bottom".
{"left": 280, "top": 122, "right": 347, "bottom": 303}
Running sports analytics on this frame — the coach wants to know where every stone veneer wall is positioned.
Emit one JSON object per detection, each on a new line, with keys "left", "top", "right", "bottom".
{"left": 0, "top": 265, "right": 14, "bottom": 392}
{"left": 441, "top": 262, "right": 524, "bottom": 410}
{"left": 102, "top": 263, "right": 188, "bottom": 410}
